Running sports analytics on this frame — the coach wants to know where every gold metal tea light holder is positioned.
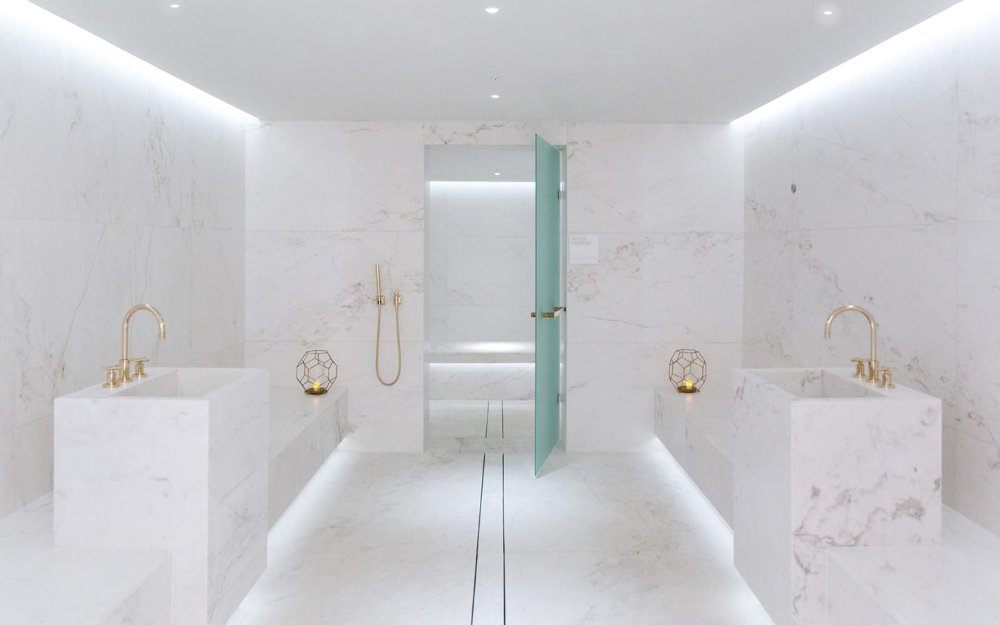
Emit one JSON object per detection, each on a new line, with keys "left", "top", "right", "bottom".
{"left": 296, "top": 350, "right": 338, "bottom": 395}
{"left": 669, "top": 349, "right": 707, "bottom": 394}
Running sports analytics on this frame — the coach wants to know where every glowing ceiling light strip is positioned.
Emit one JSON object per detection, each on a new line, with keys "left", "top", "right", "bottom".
{"left": 732, "top": 0, "right": 1000, "bottom": 127}
{"left": 427, "top": 180, "right": 536, "bottom": 186}
{"left": 6, "top": 0, "right": 257, "bottom": 124}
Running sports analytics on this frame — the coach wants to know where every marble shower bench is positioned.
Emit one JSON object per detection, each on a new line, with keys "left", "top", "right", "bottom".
{"left": 427, "top": 342, "right": 534, "bottom": 401}
{"left": 654, "top": 385, "right": 734, "bottom": 525}
{"left": 269, "top": 385, "right": 347, "bottom": 526}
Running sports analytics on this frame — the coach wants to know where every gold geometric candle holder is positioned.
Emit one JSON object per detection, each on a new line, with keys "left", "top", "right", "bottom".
{"left": 668, "top": 349, "right": 706, "bottom": 394}
{"left": 296, "top": 350, "right": 338, "bottom": 395}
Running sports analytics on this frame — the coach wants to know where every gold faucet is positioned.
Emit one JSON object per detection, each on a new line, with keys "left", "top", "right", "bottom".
{"left": 121, "top": 304, "right": 166, "bottom": 382}
{"left": 824, "top": 304, "right": 878, "bottom": 382}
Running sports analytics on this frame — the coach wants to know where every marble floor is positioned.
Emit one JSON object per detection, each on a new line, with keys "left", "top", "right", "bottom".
{"left": 227, "top": 401, "right": 773, "bottom": 625}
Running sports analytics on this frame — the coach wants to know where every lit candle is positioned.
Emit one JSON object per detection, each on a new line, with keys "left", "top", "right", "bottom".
{"left": 312, "top": 381, "right": 321, "bottom": 392}
{"left": 683, "top": 378, "right": 694, "bottom": 390}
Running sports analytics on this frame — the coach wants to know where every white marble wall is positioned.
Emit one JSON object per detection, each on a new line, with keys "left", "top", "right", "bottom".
{"left": 0, "top": 3, "right": 248, "bottom": 517}
{"left": 247, "top": 122, "right": 743, "bottom": 452}
{"left": 245, "top": 122, "right": 425, "bottom": 451}
{"left": 426, "top": 182, "right": 535, "bottom": 343}
{"left": 742, "top": 8, "right": 1000, "bottom": 535}
{"left": 566, "top": 123, "right": 745, "bottom": 451}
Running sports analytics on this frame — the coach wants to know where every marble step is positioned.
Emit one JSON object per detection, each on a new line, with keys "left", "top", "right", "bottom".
{"left": 0, "top": 495, "right": 171, "bottom": 625}
{"left": 828, "top": 506, "right": 1000, "bottom": 625}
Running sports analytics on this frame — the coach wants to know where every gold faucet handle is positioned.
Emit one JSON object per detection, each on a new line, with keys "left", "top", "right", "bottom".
{"left": 878, "top": 367, "right": 896, "bottom": 389}
{"left": 134, "top": 357, "right": 150, "bottom": 378}
{"left": 103, "top": 365, "right": 122, "bottom": 388}
{"left": 850, "top": 358, "right": 867, "bottom": 378}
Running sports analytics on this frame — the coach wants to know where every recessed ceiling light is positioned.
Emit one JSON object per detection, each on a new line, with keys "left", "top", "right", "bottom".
{"left": 169, "top": 3, "right": 180, "bottom": 7}
{"left": 490, "top": 94, "right": 500, "bottom": 99}
{"left": 823, "top": 9, "right": 833, "bottom": 15}
{"left": 485, "top": 7, "right": 500, "bottom": 14}
{"left": 493, "top": 171, "right": 502, "bottom": 176}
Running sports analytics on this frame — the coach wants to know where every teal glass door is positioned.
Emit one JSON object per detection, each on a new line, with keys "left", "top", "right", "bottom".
{"left": 534, "top": 135, "right": 563, "bottom": 476}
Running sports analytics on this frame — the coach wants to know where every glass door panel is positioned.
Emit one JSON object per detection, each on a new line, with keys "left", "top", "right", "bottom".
{"left": 534, "top": 135, "right": 562, "bottom": 476}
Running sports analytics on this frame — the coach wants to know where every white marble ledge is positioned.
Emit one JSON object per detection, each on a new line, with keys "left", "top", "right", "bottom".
{"left": 654, "top": 386, "right": 735, "bottom": 524}
{"left": 655, "top": 385, "right": 735, "bottom": 458}
{"left": 270, "top": 385, "right": 348, "bottom": 527}
{"left": 425, "top": 342, "right": 535, "bottom": 363}
{"left": 270, "top": 386, "right": 348, "bottom": 459}
{"left": 0, "top": 495, "right": 172, "bottom": 625}
{"left": 828, "top": 506, "right": 1000, "bottom": 625}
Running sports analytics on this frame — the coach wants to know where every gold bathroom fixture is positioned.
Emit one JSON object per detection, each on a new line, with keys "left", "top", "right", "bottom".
{"left": 878, "top": 367, "right": 896, "bottom": 389}
{"left": 120, "top": 304, "right": 166, "bottom": 382}
{"left": 374, "top": 265, "right": 402, "bottom": 386}
{"left": 823, "top": 304, "right": 879, "bottom": 383}
{"left": 530, "top": 306, "right": 565, "bottom": 319}
{"left": 102, "top": 364, "right": 123, "bottom": 388}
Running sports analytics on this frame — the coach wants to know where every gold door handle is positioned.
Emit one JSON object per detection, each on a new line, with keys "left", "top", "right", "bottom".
{"left": 531, "top": 306, "right": 566, "bottom": 319}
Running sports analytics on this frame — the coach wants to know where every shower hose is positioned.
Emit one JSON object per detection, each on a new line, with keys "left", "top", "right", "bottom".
{"left": 375, "top": 292, "right": 402, "bottom": 386}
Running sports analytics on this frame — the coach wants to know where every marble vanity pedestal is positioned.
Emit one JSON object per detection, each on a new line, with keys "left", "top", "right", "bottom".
{"left": 733, "top": 368, "right": 941, "bottom": 625}
{"left": 54, "top": 367, "right": 269, "bottom": 625}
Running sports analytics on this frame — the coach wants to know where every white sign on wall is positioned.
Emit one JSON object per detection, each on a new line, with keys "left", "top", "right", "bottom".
{"left": 569, "top": 234, "right": 600, "bottom": 264}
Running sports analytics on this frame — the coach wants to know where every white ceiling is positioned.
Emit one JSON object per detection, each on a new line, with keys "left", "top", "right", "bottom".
{"left": 31, "top": 0, "right": 960, "bottom": 122}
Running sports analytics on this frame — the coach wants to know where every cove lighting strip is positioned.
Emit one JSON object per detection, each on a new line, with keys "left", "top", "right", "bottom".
{"left": 732, "top": 0, "right": 1000, "bottom": 127}
{"left": 5, "top": 0, "right": 258, "bottom": 124}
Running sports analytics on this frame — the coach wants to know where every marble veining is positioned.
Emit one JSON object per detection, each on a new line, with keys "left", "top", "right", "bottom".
{"left": 230, "top": 442, "right": 772, "bottom": 625}
{"left": 734, "top": 368, "right": 941, "bottom": 625}
{"left": 0, "top": 7, "right": 247, "bottom": 518}
{"left": 742, "top": 7, "right": 1000, "bottom": 538}
{"left": 565, "top": 122, "right": 745, "bottom": 452}
{"left": 54, "top": 367, "right": 269, "bottom": 625}
{"left": 827, "top": 506, "right": 1000, "bottom": 625}
{"left": 0, "top": 495, "right": 172, "bottom": 625}
{"left": 245, "top": 122, "right": 425, "bottom": 452}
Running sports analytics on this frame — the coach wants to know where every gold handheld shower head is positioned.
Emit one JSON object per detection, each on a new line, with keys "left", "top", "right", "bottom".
{"left": 375, "top": 264, "right": 385, "bottom": 306}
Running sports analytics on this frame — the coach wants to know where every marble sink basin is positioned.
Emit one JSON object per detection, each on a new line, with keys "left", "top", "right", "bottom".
{"left": 733, "top": 367, "right": 941, "bottom": 625}
{"left": 54, "top": 367, "right": 269, "bottom": 625}
{"left": 115, "top": 367, "right": 251, "bottom": 398}
{"left": 749, "top": 368, "right": 883, "bottom": 399}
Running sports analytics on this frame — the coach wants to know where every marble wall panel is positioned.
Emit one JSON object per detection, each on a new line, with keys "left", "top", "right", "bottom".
{"left": 255, "top": 122, "right": 743, "bottom": 452}
{"left": 245, "top": 122, "right": 424, "bottom": 232}
{"left": 446, "top": 236, "right": 534, "bottom": 307}
{"left": 0, "top": 6, "right": 248, "bottom": 516}
{"left": 957, "top": 20, "right": 1000, "bottom": 223}
{"left": 742, "top": 8, "right": 1000, "bottom": 535}
{"left": 426, "top": 181, "right": 535, "bottom": 344}
{"left": 245, "top": 122, "right": 425, "bottom": 452}
{"left": 566, "top": 123, "right": 745, "bottom": 451}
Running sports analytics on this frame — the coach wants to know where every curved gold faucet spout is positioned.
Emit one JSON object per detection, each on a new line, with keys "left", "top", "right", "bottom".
{"left": 824, "top": 304, "right": 878, "bottom": 381}
{"left": 121, "top": 304, "right": 166, "bottom": 382}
